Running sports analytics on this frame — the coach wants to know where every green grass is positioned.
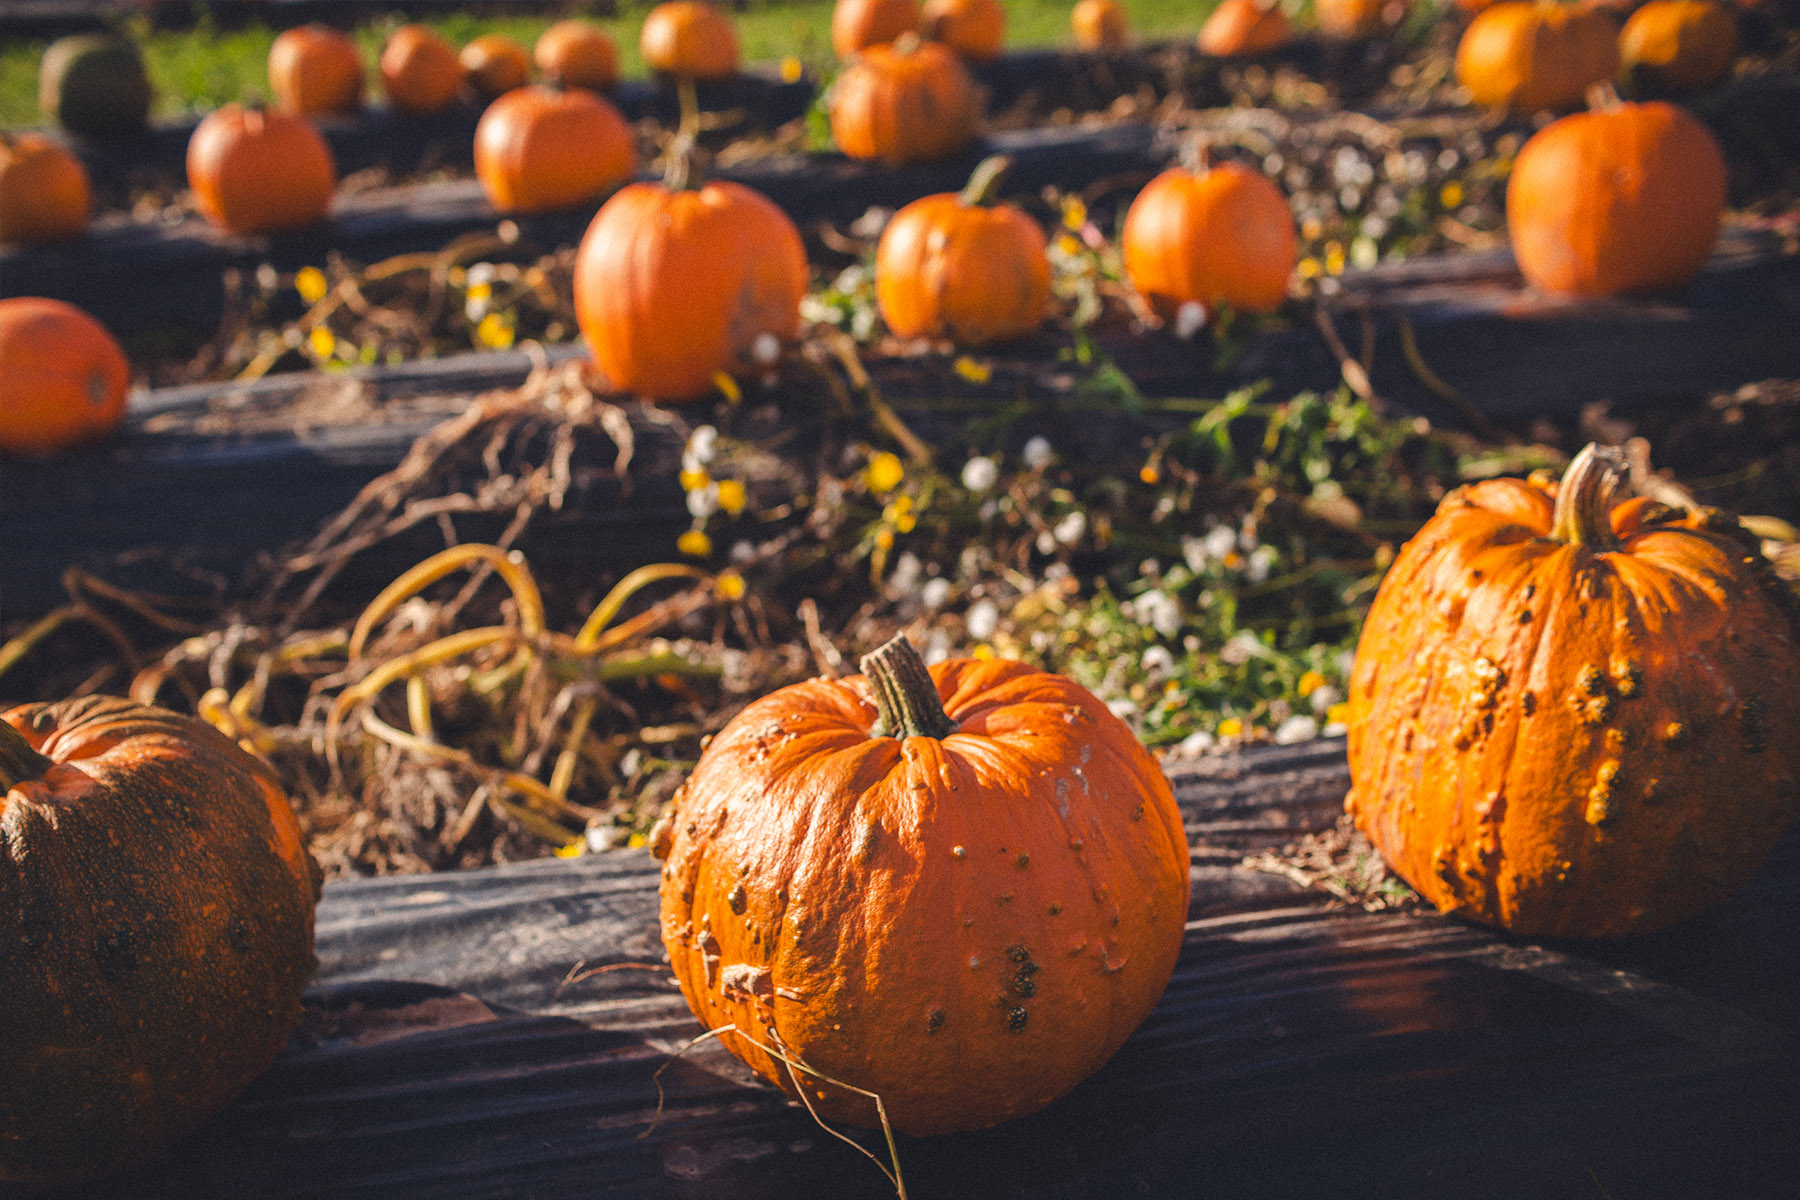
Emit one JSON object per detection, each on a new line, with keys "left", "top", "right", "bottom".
{"left": 2, "top": 0, "right": 1236, "bottom": 130}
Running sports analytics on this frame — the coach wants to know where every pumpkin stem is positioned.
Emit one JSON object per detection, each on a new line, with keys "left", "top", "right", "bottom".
{"left": 663, "top": 76, "right": 710, "bottom": 191}
{"left": 1586, "top": 81, "right": 1624, "bottom": 112}
{"left": 0, "top": 719, "right": 54, "bottom": 792}
{"left": 893, "top": 30, "right": 923, "bottom": 55}
{"left": 861, "top": 634, "right": 958, "bottom": 741}
{"left": 1551, "top": 443, "right": 1630, "bottom": 550}
{"left": 1177, "top": 138, "right": 1213, "bottom": 174}
{"left": 958, "top": 155, "right": 1012, "bottom": 207}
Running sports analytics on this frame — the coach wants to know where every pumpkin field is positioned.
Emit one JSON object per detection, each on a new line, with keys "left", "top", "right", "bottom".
{"left": 4, "top": 0, "right": 1800, "bottom": 1196}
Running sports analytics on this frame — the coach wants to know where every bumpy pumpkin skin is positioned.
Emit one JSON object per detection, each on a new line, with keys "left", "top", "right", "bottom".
{"left": 829, "top": 37, "right": 981, "bottom": 165}
{"left": 186, "top": 104, "right": 336, "bottom": 236}
{"left": 0, "top": 133, "right": 92, "bottom": 244}
{"left": 875, "top": 179, "right": 1051, "bottom": 344}
{"left": 1346, "top": 448, "right": 1800, "bottom": 939}
{"left": 474, "top": 85, "right": 636, "bottom": 214}
{"left": 654, "top": 646, "right": 1191, "bottom": 1136}
{"left": 0, "top": 695, "right": 322, "bottom": 1189}
{"left": 1121, "top": 161, "right": 1298, "bottom": 319}
{"left": 0, "top": 296, "right": 129, "bottom": 456}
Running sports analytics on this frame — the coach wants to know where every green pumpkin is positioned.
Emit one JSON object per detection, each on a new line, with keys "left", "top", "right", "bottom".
{"left": 39, "top": 33, "right": 153, "bottom": 137}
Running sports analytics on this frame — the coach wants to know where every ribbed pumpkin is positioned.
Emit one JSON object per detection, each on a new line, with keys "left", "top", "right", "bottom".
{"left": 1198, "top": 0, "right": 1295, "bottom": 56}
{"left": 640, "top": 0, "right": 742, "bottom": 80}
{"left": 875, "top": 155, "right": 1050, "bottom": 345}
{"left": 1, "top": 695, "right": 322, "bottom": 1188}
{"left": 1121, "top": 158, "right": 1297, "bottom": 321}
{"left": 832, "top": 0, "right": 922, "bottom": 56}
{"left": 267, "top": 23, "right": 364, "bottom": 115}
{"left": 474, "top": 85, "right": 636, "bottom": 214}
{"left": 1455, "top": 1, "right": 1620, "bottom": 112}
{"left": 0, "top": 132, "right": 92, "bottom": 244}
{"left": 573, "top": 149, "right": 807, "bottom": 401}
{"left": 1619, "top": 0, "right": 1737, "bottom": 93}
{"left": 653, "top": 635, "right": 1191, "bottom": 1135}
{"left": 920, "top": 0, "right": 1007, "bottom": 61}
{"left": 380, "top": 24, "right": 464, "bottom": 115}
{"left": 38, "top": 32, "right": 153, "bottom": 137}
{"left": 534, "top": 19, "right": 622, "bottom": 91}
{"left": 187, "top": 104, "right": 336, "bottom": 236}
{"left": 460, "top": 33, "right": 532, "bottom": 101}
{"left": 829, "top": 35, "right": 981, "bottom": 165}
{"left": 0, "top": 297, "right": 129, "bottom": 456}
{"left": 1346, "top": 445, "right": 1800, "bottom": 938}
{"left": 1071, "top": 0, "right": 1132, "bottom": 50}
{"left": 1506, "top": 97, "right": 1725, "bottom": 296}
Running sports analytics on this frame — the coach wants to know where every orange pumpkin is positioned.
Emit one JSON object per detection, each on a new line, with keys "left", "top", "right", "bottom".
{"left": 1316, "top": 0, "right": 1406, "bottom": 38}
{"left": 1619, "top": 0, "right": 1737, "bottom": 92}
{"left": 380, "top": 24, "right": 464, "bottom": 115}
{"left": 829, "top": 35, "right": 981, "bottom": 164}
{"left": 1507, "top": 98, "right": 1725, "bottom": 296}
{"left": 534, "top": 19, "right": 622, "bottom": 91}
{"left": 460, "top": 33, "right": 532, "bottom": 101}
{"left": 0, "top": 297, "right": 129, "bottom": 456}
{"left": 1198, "top": 0, "right": 1295, "bottom": 56}
{"left": 1071, "top": 0, "right": 1132, "bottom": 50}
{"left": 1346, "top": 445, "right": 1800, "bottom": 938}
{"left": 1, "top": 696, "right": 321, "bottom": 1188}
{"left": 474, "top": 85, "right": 637, "bottom": 214}
{"left": 0, "top": 132, "right": 92, "bottom": 244}
{"left": 640, "top": 0, "right": 742, "bottom": 80}
{"left": 832, "top": 0, "right": 922, "bottom": 56}
{"left": 267, "top": 23, "right": 364, "bottom": 115}
{"left": 1455, "top": 1, "right": 1621, "bottom": 112}
{"left": 573, "top": 158, "right": 807, "bottom": 400}
{"left": 1121, "top": 158, "right": 1297, "bottom": 320}
{"left": 652, "top": 634, "right": 1191, "bottom": 1135}
{"left": 186, "top": 103, "right": 335, "bottom": 236}
{"left": 875, "top": 155, "right": 1050, "bottom": 344}
{"left": 919, "top": 0, "right": 1007, "bottom": 61}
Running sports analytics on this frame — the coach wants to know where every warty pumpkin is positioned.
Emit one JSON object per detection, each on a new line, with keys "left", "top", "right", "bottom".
{"left": 380, "top": 24, "right": 464, "bottom": 115}
{"left": 186, "top": 103, "right": 336, "bottom": 236}
{"left": 653, "top": 634, "right": 1191, "bottom": 1135}
{"left": 38, "top": 31, "right": 152, "bottom": 137}
{"left": 640, "top": 0, "right": 742, "bottom": 80}
{"left": 919, "top": 0, "right": 1008, "bottom": 61}
{"left": 267, "top": 23, "right": 365, "bottom": 116}
{"left": 1071, "top": 0, "right": 1132, "bottom": 50}
{"left": 875, "top": 155, "right": 1051, "bottom": 345}
{"left": 1619, "top": 0, "right": 1737, "bottom": 93}
{"left": 534, "top": 19, "right": 622, "bottom": 91}
{"left": 0, "top": 296, "right": 130, "bottom": 456}
{"left": 832, "top": 0, "right": 922, "bottom": 57}
{"left": 474, "top": 85, "right": 637, "bottom": 214}
{"left": 1121, "top": 157, "right": 1298, "bottom": 321}
{"left": 1197, "top": 0, "right": 1295, "bottom": 57}
{"left": 1506, "top": 97, "right": 1725, "bottom": 296}
{"left": 1, "top": 695, "right": 322, "bottom": 1188}
{"left": 460, "top": 33, "right": 533, "bottom": 101}
{"left": 0, "top": 132, "right": 92, "bottom": 244}
{"left": 829, "top": 34, "right": 981, "bottom": 165}
{"left": 1454, "top": 1, "right": 1620, "bottom": 112}
{"left": 1346, "top": 445, "right": 1800, "bottom": 938}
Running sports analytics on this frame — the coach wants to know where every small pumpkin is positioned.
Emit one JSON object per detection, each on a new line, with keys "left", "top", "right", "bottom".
{"left": 1071, "top": 0, "right": 1132, "bottom": 51}
{"left": 1619, "top": 0, "right": 1737, "bottom": 93}
{"left": 0, "top": 297, "right": 129, "bottom": 456}
{"left": 832, "top": 0, "right": 922, "bottom": 56}
{"left": 1506, "top": 97, "right": 1725, "bottom": 296}
{"left": 640, "top": 0, "right": 742, "bottom": 81}
{"left": 534, "top": 19, "right": 623, "bottom": 91}
{"left": 187, "top": 103, "right": 336, "bottom": 236}
{"left": 474, "top": 85, "right": 636, "bottom": 214}
{"left": 38, "top": 31, "right": 153, "bottom": 137}
{"left": 829, "top": 34, "right": 981, "bottom": 165}
{"left": 1315, "top": 0, "right": 1407, "bottom": 38}
{"left": 1455, "top": 1, "right": 1621, "bottom": 112}
{"left": 919, "top": 0, "right": 1007, "bottom": 61}
{"left": 0, "top": 132, "right": 92, "bottom": 244}
{"left": 1346, "top": 445, "right": 1800, "bottom": 938}
{"left": 1, "top": 696, "right": 321, "bottom": 1188}
{"left": 1197, "top": 0, "right": 1295, "bottom": 57}
{"left": 572, "top": 146, "right": 807, "bottom": 400}
{"left": 267, "top": 23, "right": 364, "bottom": 115}
{"left": 1121, "top": 156, "right": 1298, "bottom": 321}
{"left": 653, "top": 634, "right": 1191, "bottom": 1136}
{"left": 460, "top": 33, "right": 533, "bottom": 101}
{"left": 875, "top": 155, "right": 1051, "bottom": 345}
{"left": 380, "top": 24, "right": 464, "bottom": 115}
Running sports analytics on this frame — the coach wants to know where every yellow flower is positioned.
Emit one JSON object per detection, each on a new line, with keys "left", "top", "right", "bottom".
{"left": 1326, "top": 701, "right": 1351, "bottom": 726}
{"left": 554, "top": 841, "right": 585, "bottom": 859}
{"left": 1323, "top": 242, "right": 1346, "bottom": 277}
{"left": 627, "top": 831, "right": 647, "bottom": 849}
{"left": 465, "top": 280, "right": 493, "bottom": 304}
{"left": 972, "top": 644, "right": 995, "bottom": 660}
{"left": 780, "top": 55, "right": 803, "bottom": 83}
{"left": 294, "top": 265, "right": 328, "bottom": 305}
{"left": 712, "top": 370, "right": 742, "bottom": 403}
{"left": 713, "top": 570, "right": 747, "bottom": 600}
{"left": 1439, "top": 181, "right": 1465, "bottom": 209}
{"left": 1298, "top": 670, "right": 1327, "bottom": 698}
{"left": 679, "top": 467, "right": 710, "bottom": 492}
{"left": 716, "top": 478, "right": 747, "bottom": 515}
{"left": 1216, "top": 717, "right": 1244, "bottom": 738}
{"left": 677, "top": 529, "right": 713, "bottom": 557}
{"left": 308, "top": 325, "right": 336, "bottom": 358}
{"left": 476, "top": 312, "right": 515, "bottom": 349}
{"left": 894, "top": 511, "right": 917, "bottom": 534}
{"left": 1060, "top": 195, "right": 1088, "bottom": 231}
{"left": 865, "top": 450, "right": 904, "bottom": 494}
{"left": 1296, "top": 257, "right": 1323, "bottom": 280}
{"left": 952, "top": 356, "right": 993, "bottom": 384}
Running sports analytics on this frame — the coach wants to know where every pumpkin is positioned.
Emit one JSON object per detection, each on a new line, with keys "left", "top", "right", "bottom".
{"left": 474, "top": 85, "right": 636, "bottom": 214}
{"left": 460, "top": 33, "right": 532, "bottom": 101}
{"left": 0, "top": 696, "right": 321, "bottom": 1188}
{"left": 186, "top": 103, "right": 336, "bottom": 236}
{"left": 875, "top": 155, "right": 1051, "bottom": 344}
{"left": 572, "top": 149, "right": 807, "bottom": 401}
{"left": 534, "top": 19, "right": 622, "bottom": 91}
{"left": 267, "top": 23, "right": 364, "bottom": 115}
{"left": 1197, "top": 0, "right": 1295, "bottom": 56}
{"left": 1619, "top": 0, "right": 1737, "bottom": 93}
{"left": 919, "top": 0, "right": 1007, "bottom": 61}
{"left": 380, "top": 24, "right": 464, "bottom": 115}
{"left": 1121, "top": 157, "right": 1297, "bottom": 321}
{"left": 0, "top": 297, "right": 129, "bottom": 456}
{"left": 1346, "top": 445, "right": 1800, "bottom": 938}
{"left": 38, "top": 32, "right": 153, "bottom": 137}
{"left": 1506, "top": 98, "right": 1724, "bottom": 296}
{"left": 1316, "top": 0, "right": 1406, "bottom": 38}
{"left": 1071, "top": 0, "right": 1132, "bottom": 51}
{"left": 652, "top": 634, "right": 1191, "bottom": 1135}
{"left": 0, "top": 132, "right": 92, "bottom": 244}
{"left": 1455, "top": 1, "right": 1621, "bottom": 112}
{"left": 829, "top": 34, "right": 981, "bottom": 165}
{"left": 640, "top": 0, "right": 742, "bottom": 81}
{"left": 832, "top": 0, "right": 922, "bottom": 56}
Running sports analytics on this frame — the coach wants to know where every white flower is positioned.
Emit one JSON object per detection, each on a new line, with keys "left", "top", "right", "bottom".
{"left": 1274, "top": 715, "right": 1320, "bottom": 745}
{"left": 1022, "top": 436, "right": 1053, "bottom": 471}
{"left": 1218, "top": 632, "right": 1263, "bottom": 665}
{"left": 1176, "top": 729, "right": 1217, "bottom": 756}
{"left": 1053, "top": 510, "right": 1086, "bottom": 546}
{"left": 1246, "top": 544, "right": 1279, "bottom": 584}
{"left": 1181, "top": 535, "right": 1208, "bottom": 573}
{"left": 1140, "top": 645, "right": 1175, "bottom": 679}
{"left": 1323, "top": 720, "right": 1349, "bottom": 738}
{"left": 966, "top": 598, "right": 999, "bottom": 640}
{"left": 1204, "top": 524, "right": 1238, "bottom": 562}
{"left": 684, "top": 425, "right": 718, "bottom": 469}
{"left": 1036, "top": 531, "right": 1057, "bottom": 555}
{"left": 1308, "top": 684, "right": 1343, "bottom": 714}
{"left": 1131, "top": 590, "right": 1182, "bottom": 639}
{"left": 961, "top": 455, "right": 1000, "bottom": 492}
{"left": 920, "top": 577, "right": 953, "bottom": 611}
{"left": 729, "top": 539, "right": 757, "bottom": 564}
{"left": 889, "top": 552, "right": 923, "bottom": 593}
{"left": 1106, "top": 698, "right": 1139, "bottom": 721}
{"left": 686, "top": 482, "right": 719, "bottom": 518}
